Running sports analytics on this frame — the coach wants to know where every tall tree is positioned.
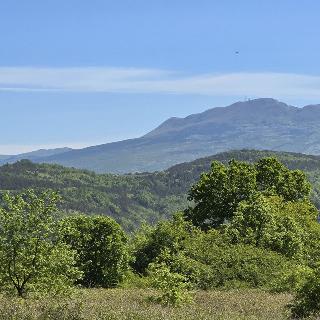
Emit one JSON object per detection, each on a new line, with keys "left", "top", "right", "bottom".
{"left": 0, "top": 190, "right": 81, "bottom": 297}
{"left": 185, "top": 157, "right": 311, "bottom": 229}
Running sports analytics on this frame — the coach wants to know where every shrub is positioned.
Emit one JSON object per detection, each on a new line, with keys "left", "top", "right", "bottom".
{"left": 119, "top": 270, "right": 151, "bottom": 289}
{"left": 270, "top": 265, "right": 313, "bottom": 293}
{"left": 290, "top": 265, "right": 320, "bottom": 318}
{"left": 59, "top": 215, "right": 129, "bottom": 288}
{"left": 182, "top": 230, "right": 297, "bottom": 290}
{"left": 225, "top": 195, "right": 320, "bottom": 263}
{"left": 131, "top": 213, "right": 198, "bottom": 274}
{"left": 148, "top": 262, "right": 193, "bottom": 306}
{"left": 147, "top": 231, "right": 295, "bottom": 291}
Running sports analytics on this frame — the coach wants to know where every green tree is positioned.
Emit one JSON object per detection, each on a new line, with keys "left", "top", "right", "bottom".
{"left": 59, "top": 215, "right": 129, "bottom": 288}
{"left": 226, "top": 195, "right": 319, "bottom": 260}
{"left": 255, "top": 157, "right": 311, "bottom": 201}
{"left": 185, "top": 157, "right": 311, "bottom": 229}
{"left": 0, "top": 190, "right": 81, "bottom": 297}
{"left": 132, "top": 213, "right": 197, "bottom": 274}
{"left": 185, "top": 160, "right": 257, "bottom": 228}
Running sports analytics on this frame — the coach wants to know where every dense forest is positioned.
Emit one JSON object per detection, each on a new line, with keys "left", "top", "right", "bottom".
{"left": 0, "top": 149, "right": 320, "bottom": 230}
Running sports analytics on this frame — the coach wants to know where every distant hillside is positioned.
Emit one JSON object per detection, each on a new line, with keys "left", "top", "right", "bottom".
{"left": 0, "top": 150, "right": 319, "bottom": 230}
{"left": 10, "top": 98, "right": 320, "bottom": 173}
{"left": 0, "top": 147, "right": 72, "bottom": 165}
{"left": 0, "top": 155, "right": 11, "bottom": 161}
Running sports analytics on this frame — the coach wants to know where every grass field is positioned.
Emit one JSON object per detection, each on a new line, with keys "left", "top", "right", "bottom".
{"left": 0, "top": 288, "right": 295, "bottom": 320}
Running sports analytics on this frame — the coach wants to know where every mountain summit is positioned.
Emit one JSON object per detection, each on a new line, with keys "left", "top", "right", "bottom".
{"left": 144, "top": 98, "right": 297, "bottom": 139}
{"left": 2, "top": 98, "right": 320, "bottom": 173}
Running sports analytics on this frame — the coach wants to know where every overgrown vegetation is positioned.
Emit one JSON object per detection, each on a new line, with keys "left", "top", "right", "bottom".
{"left": 1, "top": 152, "right": 320, "bottom": 318}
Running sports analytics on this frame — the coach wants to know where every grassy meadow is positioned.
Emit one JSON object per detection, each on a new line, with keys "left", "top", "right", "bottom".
{"left": 0, "top": 288, "right": 293, "bottom": 320}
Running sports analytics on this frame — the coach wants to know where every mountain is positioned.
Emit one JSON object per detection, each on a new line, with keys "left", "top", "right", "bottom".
{"left": 0, "top": 155, "right": 12, "bottom": 161}
{"left": 0, "top": 148, "right": 72, "bottom": 165}
{"left": 0, "top": 150, "right": 320, "bottom": 230}
{"left": 4, "top": 98, "right": 320, "bottom": 173}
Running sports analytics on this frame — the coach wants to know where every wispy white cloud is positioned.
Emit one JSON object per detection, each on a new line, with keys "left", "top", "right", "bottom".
{"left": 0, "top": 67, "right": 320, "bottom": 98}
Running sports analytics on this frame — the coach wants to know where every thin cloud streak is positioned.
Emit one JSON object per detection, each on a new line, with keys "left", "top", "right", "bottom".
{"left": 0, "top": 67, "right": 320, "bottom": 98}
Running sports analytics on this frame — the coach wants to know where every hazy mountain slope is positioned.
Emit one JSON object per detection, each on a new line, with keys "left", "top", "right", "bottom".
{"left": 9, "top": 98, "right": 320, "bottom": 173}
{"left": 0, "top": 147, "right": 72, "bottom": 165}
{"left": 1, "top": 150, "right": 320, "bottom": 230}
{"left": 0, "top": 155, "right": 11, "bottom": 161}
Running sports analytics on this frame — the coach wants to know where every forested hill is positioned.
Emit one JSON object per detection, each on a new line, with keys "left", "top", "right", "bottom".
{"left": 0, "top": 149, "right": 320, "bottom": 231}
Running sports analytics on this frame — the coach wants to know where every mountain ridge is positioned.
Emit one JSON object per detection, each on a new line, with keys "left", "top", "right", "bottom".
{"left": 0, "top": 147, "right": 72, "bottom": 164}
{"left": 2, "top": 98, "right": 320, "bottom": 173}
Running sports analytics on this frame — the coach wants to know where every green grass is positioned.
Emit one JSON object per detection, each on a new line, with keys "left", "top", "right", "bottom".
{"left": 0, "top": 288, "right": 294, "bottom": 320}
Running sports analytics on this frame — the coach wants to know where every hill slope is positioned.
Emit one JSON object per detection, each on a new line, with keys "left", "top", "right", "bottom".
{"left": 0, "top": 147, "right": 72, "bottom": 164}
{"left": 0, "top": 150, "right": 320, "bottom": 230}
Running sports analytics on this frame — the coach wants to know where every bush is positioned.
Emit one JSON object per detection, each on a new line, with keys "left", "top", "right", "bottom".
{"left": 119, "top": 270, "right": 151, "bottom": 289}
{"left": 131, "top": 213, "right": 198, "bottom": 274}
{"left": 270, "top": 265, "right": 313, "bottom": 294}
{"left": 225, "top": 195, "right": 320, "bottom": 264}
{"left": 147, "top": 230, "right": 296, "bottom": 291}
{"left": 290, "top": 265, "right": 320, "bottom": 318}
{"left": 148, "top": 262, "right": 193, "bottom": 306}
{"left": 181, "top": 230, "right": 297, "bottom": 290}
{"left": 59, "top": 215, "right": 129, "bottom": 288}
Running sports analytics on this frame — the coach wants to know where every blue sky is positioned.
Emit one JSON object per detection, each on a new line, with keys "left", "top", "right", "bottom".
{"left": 1, "top": 0, "right": 320, "bottom": 154}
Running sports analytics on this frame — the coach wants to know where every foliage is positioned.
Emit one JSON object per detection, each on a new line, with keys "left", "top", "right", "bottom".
{"left": 0, "top": 150, "right": 320, "bottom": 230}
{"left": 226, "top": 196, "right": 307, "bottom": 258}
{"left": 225, "top": 195, "right": 320, "bottom": 265}
{"left": 131, "top": 213, "right": 198, "bottom": 274}
{"left": 0, "top": 190, "right": 81, "bottom": 297}
{"left": 148, "top": 262, "right": 193, "bottom": 306}
{"left": 119, "top": 269, "right": 152, "bottom": 289}
{"left": 1, "top": 150, "right": 320, "bottom": 310}
{"left": 255, "top": 157, "right": 311, "bottom": 201}
{"left": 180, "top": 230, "right": 297, "bottom": 290}
{"left": 135, "top": 226, "right": 297, "bottom": 291}
{"left": 271, "top": 265, "right": 313, "bottom": 294}
{"left": 290, "top": 265, "right": 320, "bottom": 318}
{"left": 185, "top": 159, "right": 257, "bottom": 228}
{"left": 59, "top": 214, "right": 129, "bottom": 288}
{"left": 185, "top": 157, "right": 311, "bottom": 229}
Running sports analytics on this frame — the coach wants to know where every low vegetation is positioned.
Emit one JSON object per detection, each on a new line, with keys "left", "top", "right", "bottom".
{"left": 0, "top": 288, "right": 292, "bottom": 320}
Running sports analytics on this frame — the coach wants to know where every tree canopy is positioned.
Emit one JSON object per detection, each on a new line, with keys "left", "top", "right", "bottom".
{"left": 59, "top": 215, "right": 129, "bottom": 288}
{"left": 0, "top": 190, "right": 81, "bottom": 297}
{"left": 185, "top": 157, "right": 312, "bottom": 229}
